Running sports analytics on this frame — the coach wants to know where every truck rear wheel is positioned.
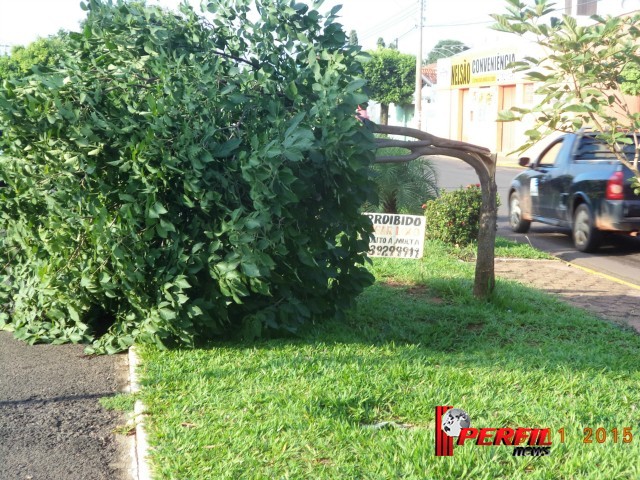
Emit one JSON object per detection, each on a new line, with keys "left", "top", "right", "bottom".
{"left": 509, "top": 192, "right": 531, "bottom": 233}
{"left": 572, "top": 204, "right": 601, "bottom": 252}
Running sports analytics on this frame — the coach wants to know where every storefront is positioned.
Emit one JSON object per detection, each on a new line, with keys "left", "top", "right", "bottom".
{"left": 433, "top": 45, "right": 541, "bottom": 158}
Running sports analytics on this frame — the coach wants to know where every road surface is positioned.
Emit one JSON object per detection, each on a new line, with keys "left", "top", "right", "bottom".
{"left": 430, "top": 156, "right": 640, "bottom": 287}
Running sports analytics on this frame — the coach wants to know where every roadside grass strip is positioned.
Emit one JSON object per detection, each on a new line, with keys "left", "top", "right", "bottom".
{"left": 137, "top": 240, "right": 640, "bottom": 479}
{"left": 443, "top": 236, "right": 553, "bottom": 262}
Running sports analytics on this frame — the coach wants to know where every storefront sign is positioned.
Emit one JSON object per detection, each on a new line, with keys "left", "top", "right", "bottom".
{"left": 446, "top": 50, "right": 518, "bottom": 88}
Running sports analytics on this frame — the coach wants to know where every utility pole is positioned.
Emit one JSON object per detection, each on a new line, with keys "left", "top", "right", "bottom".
{"left": 415, "top": 0, "right": 424, "bottom": 130}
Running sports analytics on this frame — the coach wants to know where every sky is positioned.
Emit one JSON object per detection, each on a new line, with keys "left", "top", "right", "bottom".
{"left": 0, "top": 0, "right": 512, "bottom": 56}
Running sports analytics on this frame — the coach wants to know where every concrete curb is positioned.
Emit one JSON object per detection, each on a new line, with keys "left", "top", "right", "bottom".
{"left": 128, "top": 346, "right": 152, "bottom": 480}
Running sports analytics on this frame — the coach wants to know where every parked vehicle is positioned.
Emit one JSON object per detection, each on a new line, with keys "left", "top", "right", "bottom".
{"left": 508, "top": 132, "right": 640, "bottom": 252}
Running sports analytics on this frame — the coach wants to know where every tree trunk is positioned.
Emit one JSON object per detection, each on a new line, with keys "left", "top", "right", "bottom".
{"left": 473, "top": 156, "right": 497, "bottom": 298}
{"left": 380, "top": 104, "right": 389, "bottom": 125}
{"left": 382, "top": 193, "right": 398, "bottom": 214}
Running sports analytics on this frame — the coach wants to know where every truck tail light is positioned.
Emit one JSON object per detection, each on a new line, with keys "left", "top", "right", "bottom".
{"left": 606, "top": 171, "right": 625, "bottom": 200}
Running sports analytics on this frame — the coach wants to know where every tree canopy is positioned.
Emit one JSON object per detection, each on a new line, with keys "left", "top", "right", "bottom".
{"left": 425, "top": 39, "right": 469, "bottom": 65}
{"left": 362, "top": 48, "right": 415, "bottom": 124}
{"left": 0, "top": 35, "right": 69, "bottom": 81}
{"left": 0, "top": 0, "right": 376, "bottom": 353}
{"left": 621, "top": 64, "right": 640, "bottom": 96}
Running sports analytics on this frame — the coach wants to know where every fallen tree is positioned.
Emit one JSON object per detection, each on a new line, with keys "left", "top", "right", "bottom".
{"left": 0, "top": 0, "right": 378, "bottom": 353}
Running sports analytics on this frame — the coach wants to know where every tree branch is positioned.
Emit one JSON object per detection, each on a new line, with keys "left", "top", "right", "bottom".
{"left": 374, "top": 125, "right": 492, "bottom": 156}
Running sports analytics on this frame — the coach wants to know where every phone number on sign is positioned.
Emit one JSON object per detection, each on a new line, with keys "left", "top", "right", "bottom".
{"left": 368, "top": 245, "right": 421, "bottom": 259}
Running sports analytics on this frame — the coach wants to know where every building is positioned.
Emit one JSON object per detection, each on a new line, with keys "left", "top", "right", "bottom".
{"left": 432, "top": 41, "right": 542, "bottom": 158}
{"left": 567, "top": 0, "right": 640, "bottom": 16}
{"left": 431, "top": 1, "right": 640, "bottom": 160}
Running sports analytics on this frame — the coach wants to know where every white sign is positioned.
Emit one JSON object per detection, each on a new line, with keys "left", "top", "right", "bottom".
{"left": 364, "top": 213, "right": 426, "bottom": 259}
{"left": 530, "top": 178, "right": 539, "bottom": 197}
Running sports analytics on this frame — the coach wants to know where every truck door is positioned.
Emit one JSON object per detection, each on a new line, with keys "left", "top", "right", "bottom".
{"left": 529, "top": 138, "right": 563, "bottom": 218}
{"left": 534, "top": 139, "right": 569, "bottom": 219}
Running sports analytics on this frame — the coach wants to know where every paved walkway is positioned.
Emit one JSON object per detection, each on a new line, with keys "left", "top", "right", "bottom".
{"left": 0, "top": 334, "right": 130, "bottom": 480}
{"left": 494, "top": 258, "right": 640, "bottom": 332}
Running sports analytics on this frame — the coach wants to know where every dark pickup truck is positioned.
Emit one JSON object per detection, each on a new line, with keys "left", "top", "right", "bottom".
{"left": 508, "top": 132, "right": 640, "bottom": 252}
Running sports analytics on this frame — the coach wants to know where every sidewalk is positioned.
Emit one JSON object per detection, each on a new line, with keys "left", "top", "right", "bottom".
{"left": 494, "top": 258, "right": 640, "bottom": 332}
{"left": 0, "top": 332, "right": 131, "bottom": 480}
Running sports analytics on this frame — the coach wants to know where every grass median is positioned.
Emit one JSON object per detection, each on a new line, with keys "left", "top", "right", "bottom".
{"left": 136, "top": 239, "right": 640, "bottom": 480}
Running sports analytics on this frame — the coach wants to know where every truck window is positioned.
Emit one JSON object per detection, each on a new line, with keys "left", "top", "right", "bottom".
{"left": 537, "top": 140, "right": 563, "bottom": 168}
{"left": 575, "top": 136, "right": 635, "bottom": 161}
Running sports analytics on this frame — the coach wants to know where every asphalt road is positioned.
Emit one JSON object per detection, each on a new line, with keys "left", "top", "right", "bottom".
{"left": 0, "top": 331, "right": 130, "bottom": 480}
{"left": 430, "top": 155, "right": 640, "bottom": 286}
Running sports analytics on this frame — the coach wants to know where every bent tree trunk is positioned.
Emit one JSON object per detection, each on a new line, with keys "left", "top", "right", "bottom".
{"left": 373, "top": 124, "right": 498, "bottom": 298}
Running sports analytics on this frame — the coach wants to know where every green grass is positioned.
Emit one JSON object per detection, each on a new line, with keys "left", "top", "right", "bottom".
{"left": 99, "top": 392, "right": 136, "bottom": 412}
{"left": 494, "top": 236, "right": 552, "bottom": 259}
{"left": 137, "top": 240, "right": 640, "bottom": 479}
{"left": 442, "top": 236, "right": 552, "bottom": 261}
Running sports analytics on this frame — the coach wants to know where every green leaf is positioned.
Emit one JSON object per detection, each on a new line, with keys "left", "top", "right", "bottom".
{"left": 526, "top": 71, "right": 550, "bottom": 81}
{"left": 149, "top": 201, "right": 168, "bottom": 219}
{"left": 174, "top": 276, "right": 191, "bottom": 289}
{"left": 241, "top": 262, "right": 261, "bottom": 277}
{"left": 159, "top": 307, "right": 176, "bottom": 321}
{"left": 214, "top": 138, "right": 242, "bottom": 158}
{"left": 564, "top": 104, "right": 591, "bottom": 113}
{"left": 68, "top": 306, "right": 80, "bottom": 323}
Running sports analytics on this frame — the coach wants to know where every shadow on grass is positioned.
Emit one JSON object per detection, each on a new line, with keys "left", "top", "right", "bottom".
{"left": 180, "top": 274, "right": 640, "bottom": 377}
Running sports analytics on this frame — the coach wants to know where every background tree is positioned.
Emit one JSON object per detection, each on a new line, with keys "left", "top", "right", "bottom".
{"left": 349, "top": 29, "right": 359, "bottom": 46}
{"left": 0, "top": 0, "right": 376, "bottom": 353}
{"left": 493, "top": 0, "right": 640, "bottom": 191}
{"left": 425, "top": 39, "right": 468, "bottom": 65}
{"left": 363, "top": 48, "right": 415, "bottom": 125}
{"left": 0, "top": 35, "right": 68, "bottom": 81}
{"left": 376, "top": 37, "right": 386, "bottom": 49}
{"left": 621, "top": 64, "right": 640, "bottom": 96}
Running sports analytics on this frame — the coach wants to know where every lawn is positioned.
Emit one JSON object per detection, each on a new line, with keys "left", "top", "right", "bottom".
{"left": 135, "top": 240, "right": 640, "bottom": 479}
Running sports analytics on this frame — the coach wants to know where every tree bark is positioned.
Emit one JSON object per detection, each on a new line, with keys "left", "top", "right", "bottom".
{"left": 472, "top": 154, "right": 497, "bottom": 298}
{"left": 380, "top": 104, "right": 389, "bottom": 125}
{"left": 372, "top": 124, "right": 497, "bottom": 298}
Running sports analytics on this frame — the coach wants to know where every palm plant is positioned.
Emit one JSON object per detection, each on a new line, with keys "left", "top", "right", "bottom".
{"left": 369, "top": 149, "right": 439, "bottom": 214}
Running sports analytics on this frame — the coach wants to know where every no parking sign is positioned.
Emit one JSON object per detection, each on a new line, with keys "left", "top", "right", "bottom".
{"left": 364, "top": 213, "right": 426, "bottom": 259}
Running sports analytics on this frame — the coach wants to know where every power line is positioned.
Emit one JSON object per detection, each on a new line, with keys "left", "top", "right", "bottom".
{"left": 359, "top": 10, "right": 417, "bottom": 40}
{"left": 357, "top": 0, "right": 419, "bottom": 40}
